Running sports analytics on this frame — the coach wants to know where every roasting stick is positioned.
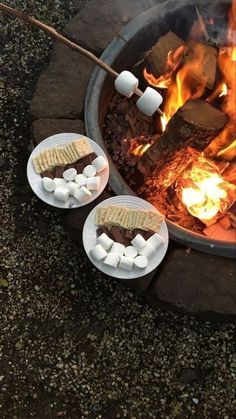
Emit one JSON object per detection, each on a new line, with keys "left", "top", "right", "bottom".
{"left": 0, "top": 2, "right": 164, "bottom": 117}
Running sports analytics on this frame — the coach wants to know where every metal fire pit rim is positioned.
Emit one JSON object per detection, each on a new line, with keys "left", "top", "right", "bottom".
{"left": 85, "top": 1, "right": 236, "bottom": 258}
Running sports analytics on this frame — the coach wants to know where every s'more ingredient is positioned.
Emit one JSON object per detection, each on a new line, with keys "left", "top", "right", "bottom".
{"left": 97, "top": 233, "right": 114, "bottom": 251}
{"left": 54, "top": 178, "right": 67, "bottom": 187}
{"left": 54, "top": 186, "right": 70, "bottom": 203}
{"left": 146, "top": 233, "right": 164, "bottom": 249}
{"left": 83, "top": 165, "right": 96, "bottom": 178}
{"left": 90, "top": 244, "right": 107, "bottom": 261}
{"left": 139, "top": 243, "right": 156, "bottom": 260}
{"left": 134, "top": 255, "right": 148, "bottom": 269}
{"left": 63, "top": 168, "right": 77, "bottom": 182}
{"left": 74, "top": 186, "right": 92, "bottom": 203}
{"left": 42, "top": 177, "right": 56, "bottom": 192}
{"left": 86, "top": 177, "right": 100, "bottom": 191}
{"left": 110, "top": 242, "right": 125, "bottom": 257}
{"left": 124, "top": 246, "right": 138, "bottom": 258}
{"left": 75, "top": 174, "right": 87, "bottom": 187}
{"left": 67, "top": 181, "right": 79, "bottom": 196}
{"left": 92, "top": 156, "right": 108, "bottom": 173}
{"left": 118, "top": 256, "right": 134, "bottom": 271}
{"left": 103, "top": 253, "right": 120, "bottom": 268}
{"left": 131, "top": 234, "right": 146, "bottom": 251}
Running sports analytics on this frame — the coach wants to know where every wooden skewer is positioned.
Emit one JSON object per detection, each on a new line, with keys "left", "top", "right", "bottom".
{"left": 0, "top": 2, "right": 163, "bottom": 116}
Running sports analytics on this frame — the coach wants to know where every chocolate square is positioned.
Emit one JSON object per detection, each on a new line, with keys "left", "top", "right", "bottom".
{"left": 55, "top": 166, "right": 65, "bottom": 178}
{"left": 75, "top": 163, "right": 84, "bottom": 174}
{"left": 110, "top": 226, "right": 125, "bottom": 244}
{"left": 144, "top": 230, "right": 155, "bottom": 240}
{"left": 41, "top": 170, "right": 54, "bottom": 179}
{"left": 133, "top": 228, "right": 146, "bottom": 238}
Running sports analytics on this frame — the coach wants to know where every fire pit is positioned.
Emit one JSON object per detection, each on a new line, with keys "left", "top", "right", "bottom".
{"left": 85, "top": 0, "right": 236, "bottom": 257}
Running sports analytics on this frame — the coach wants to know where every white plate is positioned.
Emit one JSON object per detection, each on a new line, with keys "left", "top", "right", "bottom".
{"left": 83, "top": 195, "right": 169, "bottom": 279}
{"left": 27, "top": 133, "right": 109, "bottom": 209}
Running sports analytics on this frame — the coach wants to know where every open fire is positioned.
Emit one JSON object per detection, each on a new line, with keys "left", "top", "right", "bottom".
{"left": 137, "top": 0, "right": 236, "bottom": 238}
{"left": 103, "top": 0, "right": 236, "bottom": 243}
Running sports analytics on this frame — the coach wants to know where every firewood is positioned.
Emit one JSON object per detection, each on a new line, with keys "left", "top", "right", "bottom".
{"left": 147, "top": 31, "right": 184, "bottom": 77}
{"left": 183, "top": 40, "right": 218, "bottom": 90}
{"left": 138, "top": 99, "right": 228, "bottom": 176}
{"left": 218, "top": 215, "right": 232, "bottom": 230}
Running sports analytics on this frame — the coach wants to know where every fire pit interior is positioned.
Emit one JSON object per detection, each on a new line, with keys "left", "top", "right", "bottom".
{"left": 85, "top": 0, "right": 236, "bottom": 257}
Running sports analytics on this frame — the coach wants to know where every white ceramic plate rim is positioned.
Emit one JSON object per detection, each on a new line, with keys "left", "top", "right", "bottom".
{"left": 83, "top": 195, "right": 169, "bottom": 279}
{"left": 27, "top": 133, "right": 109, "bottom": 209}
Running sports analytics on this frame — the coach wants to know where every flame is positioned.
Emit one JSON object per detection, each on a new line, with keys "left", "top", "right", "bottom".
{"left": 143, "top": 45, "right": 185, "bottom": 89}
{"left": 179, "top": 157, "right": 236, "bottom": 221}
{"left": 219, "top": 83, "right": 228, "bottom": 97}
{"left": 206, "top": 1, "right": 236, "bottom": 158}
{"left": 132, "top": 143, "right": 151, "bottom": 156}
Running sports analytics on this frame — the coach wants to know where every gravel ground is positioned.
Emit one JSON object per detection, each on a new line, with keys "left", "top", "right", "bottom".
{"left": 0, "top": 1, "right": 236, "bottom": 418}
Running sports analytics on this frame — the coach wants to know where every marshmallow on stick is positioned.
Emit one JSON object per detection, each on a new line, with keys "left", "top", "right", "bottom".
{"left": 114, "top": 70, "right": 139, "bottom": 98}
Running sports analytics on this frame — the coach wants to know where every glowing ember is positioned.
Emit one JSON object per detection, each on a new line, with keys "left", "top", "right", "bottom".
{"left": 132, "top": 143, "right": 151, "bottom": 156}
{"left": 219, "top": 83, "right": 228, "bottom": 97}
{"left": 179, "top": 157, "right": 236, "bottom": 221}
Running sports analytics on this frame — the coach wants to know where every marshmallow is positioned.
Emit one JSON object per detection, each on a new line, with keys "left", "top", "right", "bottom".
{"left": 97, "top": 233, "right": 113, "bottom": 250}
{"left": 67, "top": 181, "right": 79, "bottom": 196}
{"left": 136, "top": 87, "right": 163, "bottom": 117}
{"left": 54, "top": 178, "right": 67, "bottom": 187}
{"left": 124, "top": 246, "right": 138, "bottom": 258}
{"left": 118, "top": 256, "right": 134, "bottom": 271}
{"left": 83, "top": 165, "right": 96, "bottom": 178}
{"left": 134, "top": 255, "right": 148, "bottom": 269}
{"left": 146, "top": 233, "right": 164, "bottom": 250}
{"left": 110, "top": 242, "right": 125, "bottom": 257}
{"left": 139, "top": 243, "right": 155, "bottom": 260}
{"left": 74, "top": 186, "right": 92, "bottom": 203}
{"left": 63, "top": 168, "right": 77, "bottom": 181}
{"left": 114, "top": 70, "right": 139, "bottom": 98}
{"left": 90, "top": 244, "right": 107, "bottom": 261}
{"left": 103, "top": 253, "right": 120, "bottom": 268}
{"left": 86, "top": 176, "right": 100, "bottom": 191}
{"left": 131, "top": 234, "right": 146, "bottom": 251}
{"left": 42, "top": 177, "right": 55, "bottom": 192}
{"left": 75, "top": 173, "right": 87, "bottom": 187}
{"left": 92, "top": 156, "right": 108, "bottom": 173}
{"left": 54, "top": 186, "right": 70, "bottom": 203}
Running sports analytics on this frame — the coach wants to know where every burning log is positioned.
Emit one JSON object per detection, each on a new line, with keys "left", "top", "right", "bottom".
{"left": 183, "top": 40, "right": 218, "bottom": 90}
{"left": 147, "top": 31, "right": 184, "bottom": 78}
{"left": 138, "top": 99, "right": 228, "bottom": 176}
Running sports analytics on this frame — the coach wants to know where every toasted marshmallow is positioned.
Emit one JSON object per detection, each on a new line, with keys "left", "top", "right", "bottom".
{"left": 92, "top": 156, "right": 108, "bottom": 173}
{"left": 67, "top": 181, "right": 79, "bottom": 196}
{"left": 63, "top": 168, "right": 77, "bottom": 181}
{"left": 139, "top": 243, "right": 155, "bottom": 260}
{"left": 124, "top": 246, "right": 138, "bottom": 258}
{"left": 75, "top": 173, "right": 87, "bottom": 187}
{"left": 74, "top": 186, "right": 92, "bottom": 203}
{"left": 86, "top": 176, "right": 100, "bottom": 191}
{"left": 83, "top": 165, "right": 96, "bottom": 178}
{"left": 146, "top": 233, "right": 164, "bottom": 250}
{"left": 42, "top": 177, "right": 55, "bottom": 192}
{"left": 97, "top": 233, "right": 113, "bottom": 250}
{"left": 90, "top": 244, "right": 107, "bottom": 261}
{"left": 54, "top": 186, "right": 70, "bottom": 203}
{"left": 134, "top": 255, "right": 148, "bottom": 269}
{"left": 119, "top": 256, "right": 134, "bottom": 271}
{"left": 103, "top": 253, "right": 120, "bottom": 268}
{"left": 110, "top": 242, "right": 125, "bottom": 257}
{"left": 131, "top": 234, "right": 146, "bottom": 251}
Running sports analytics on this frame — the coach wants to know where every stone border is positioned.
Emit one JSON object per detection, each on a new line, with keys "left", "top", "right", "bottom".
{"left": 30, "top": 0, "right": 236, "bottom": 320}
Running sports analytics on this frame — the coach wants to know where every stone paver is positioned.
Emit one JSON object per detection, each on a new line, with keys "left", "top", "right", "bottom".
{"left": 145, "top": 248, "right": 236, "bottom": 320}
{"left": 32, "top": 118, "right": 85, "bottom": 145}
